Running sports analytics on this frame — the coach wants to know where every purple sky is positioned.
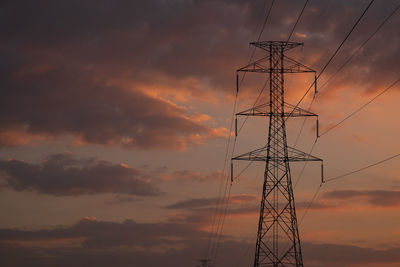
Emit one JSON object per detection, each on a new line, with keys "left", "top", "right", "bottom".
{"left": 1, "top": 0, "right": 400, "bottom": 266}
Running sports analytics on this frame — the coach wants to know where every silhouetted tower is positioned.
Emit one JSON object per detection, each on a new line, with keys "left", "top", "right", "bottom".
{"left": 232, "top": 41, "right": 323, "bottom": 266}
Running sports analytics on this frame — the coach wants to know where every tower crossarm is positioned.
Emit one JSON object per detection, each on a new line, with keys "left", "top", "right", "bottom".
{"left": 250, "top": 41, "right": 303, "bottom": 52}
{"left": 232, "top": 146, "right": 322, "bottom": 162}
{"left": 237, "top": 56, "right": 315, "bottom": 74}
{"left": 236, "top": 102, "right": 317, "bottom": 117}
{"left": 283, "top": 55, "right": 315, "bottom": 73}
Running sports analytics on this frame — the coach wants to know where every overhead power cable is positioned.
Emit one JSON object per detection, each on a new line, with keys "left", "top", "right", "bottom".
{"left": 285, "top": 0, "right": 309, "bottom": 44}
{"left": 324, "top": 152, "right": 400, "bottom": 183}
{"left": 236, "top": 78, "right": 269, "bottom": 136}
{"left": 239, "top": 0, "right": 276, "bottom": 88}
{"left": 287, "top": 0, "right": 375, "bottom": 120}
{"left": 299, "top": 182, "right": 322, "bottom": 225}
{"left": 293, "top": 1, "right": 399, "bottom": 184}
{"left": 212, "top": 184, "right": 232, "bottom": 264}
{"left": 291, "top": 0, "right": 379, "bottom": 189}
{"left": 319, "top": 78, "right": 400, "bottom": 137}
{"left": 300, "top": 151, "right": 400, "bottom": 224}
{"left": 205, "top": 90, "right": 238, "bottom": 260}
{"left": 208, "top": 1, "right": 277, "bottom": 263}
{"left": 297, "top": 75, "right": 399, "bottom": 224}
{"left": 296, "top": 76, "right": 399, "bottom": 220}
{"left": 317, "top": 2, "right": 400, "bottom": 94}
{"left": 257, "top": 0, "right": 276, "bottom": 42}
{"left": 237, "top": 0, "right": 309, "bottom": 143}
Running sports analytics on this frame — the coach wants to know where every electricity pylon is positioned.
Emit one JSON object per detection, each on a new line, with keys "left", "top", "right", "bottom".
{"left": 232, "top": 41, "right": 323, "bottom": 266}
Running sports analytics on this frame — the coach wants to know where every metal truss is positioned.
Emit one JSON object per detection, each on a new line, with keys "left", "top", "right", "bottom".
{"left": 232, "top": 41, "right": 323, "bottom": 267}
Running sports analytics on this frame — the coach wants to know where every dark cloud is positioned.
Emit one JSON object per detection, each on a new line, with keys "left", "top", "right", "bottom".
{"left": 0, "top": 153, "right": 161, "bottom": 196}
{"left": 0, "top": 217, "right": 206, "bottom": 249}
{"left": 104, "top": 195, "right": 141, "bottom": 205}
{"left": 1, "top": 0, "right": 399, "bottom": 148}
{"left": 0, "top": 64, "right": 225, "bottom": 150}
{"left": 323, "top": 189, "right": 400, "bottom": 207}
{"left": 165, "top": 194, "right": 258, "bottom": 209}
{"left": 166, "top": 194, "right": 334, "bottom": 212}
{"left": 302, "top": 242, "right": 400, "bottom": 267}
{"left": 168, "top": 170, "right": 224, "bottom": 182}
{"left": 1, "top": 218, "right": 400, "bottom": 267}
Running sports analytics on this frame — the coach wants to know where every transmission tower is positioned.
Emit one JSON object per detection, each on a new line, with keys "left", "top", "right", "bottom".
{"left": 232, "top": 41, "right": 323, "bottom": 266}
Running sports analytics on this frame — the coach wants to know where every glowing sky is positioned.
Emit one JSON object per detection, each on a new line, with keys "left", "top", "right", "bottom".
{"left": 0, "top": 0, "right": 400, "bottom": 266}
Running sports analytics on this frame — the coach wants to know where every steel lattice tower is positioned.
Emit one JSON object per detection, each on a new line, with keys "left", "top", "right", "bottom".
{"left": 232, "top": 41, "right": 323, "bottom": 267}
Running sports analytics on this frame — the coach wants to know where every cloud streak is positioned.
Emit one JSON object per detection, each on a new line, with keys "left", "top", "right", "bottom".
{"left": 0, "top": 153, "right": 161, "bottom": 196}
{"left": 323, "top": 189, "right": 400, "bottom": 207}
{"left": 1, "top": 0, "right": 399, "bottom": 150}
{"left": 1, "top": 218, "right": 400, "bottom": 267}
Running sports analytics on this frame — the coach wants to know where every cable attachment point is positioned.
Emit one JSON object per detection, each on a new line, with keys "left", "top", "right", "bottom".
{"left": 314, "top": 74, "right": 318, "bottom": 94}
{"left": 321, "top": 163, "right": 324, "bottom": 184}
{"left": 235, "top": 117, "right": 238, "bottom": 138}
{"left": 230, "top": 161, "right": 233, "bottom": 185}
{"left": 236, "top": 72, "right": 239, "bottom": 94}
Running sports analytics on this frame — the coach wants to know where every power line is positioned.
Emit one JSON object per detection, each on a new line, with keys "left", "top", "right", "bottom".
{"left": 285, "top": 0, "right": 309, "bottom": 44}
{"left": 325, "top": 152, "right": 400, "bottom": 183}
{"left": 299, "top": 182, "right": 322, "bottom": 225}
{"left": 319, "top": 0, "right": 375, "bottom": 81}
{"left": 299, "top": 151, "right": 400, "bottom": 225}
{"left": 208, "top": 1, "right": 277, "bottom": 263}
{"left": 237, "top": 0, "right": 309, "bottom": 139}
{"left": 290, "top": 0, "right": 380, "bottom": 189}
{"left": 300, "top": 151, "right": 400, "bottom": 224}
{"left": 293, "top": 139, "right": 318, "bottom": 189}
{"left": 239, "top": 0, "right": 276, "bottom": 88}
{"left": 205, "top": 91, "right": 238, "bottom": 260}
{"left": 236, "top": 78, "right": 269, "bottom": 136}
{"left": 212, "top": 184, "right": 232, "bottom": 264}
{"left": 269, "top": 1, "right": 376, "bottom": 231}
{"left": 292, "top": 1, "right": 399, "bottom": 188}
{"left": 236, "top": 0, "right": 309, "bottom": 143}
{"left": 293, "top": 0, "right": 396, "bottom": 148}
{"left": 287, "top": 0, "right": 375, "bottom": 120}
{"left": 317, "top": 2, "right": 400, "bottom": 95}
{"left": 257, "top": 0, "right": 276, "bottom": 42}
{"left": 319, "top": 78, "right": 400, "bottom": 137}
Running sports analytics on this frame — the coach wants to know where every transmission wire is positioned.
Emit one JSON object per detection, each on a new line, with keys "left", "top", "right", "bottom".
{"left": 235, "top": 0, "right": 310, "bottom": 176}
{"left": 243, "top": 0, "right": 375, "bottom": 230}
{"left": 236, "top": 0, "right": 309, "bottom": 138}
{"left": 319, "top": 78, "right": 400, "bottom": 137}
{"left": 325, "top": 153, "right": 400, "bottom": 183}
{"left": 205, "top": 89, "right": 239, "bottom": 260}
{"left": 299, "top": 182, "right": 322, "bottom": 225}
{"left": 286, "top": 0, "right": 375, "bottom": 121}
{"left": 239, "top": 0, "right": 276, "bottom": 88}
{"left": 299, "top": 151, "right": 400, "bottom": 224}
{"left": 317, "top": 2, "right": 400, "bottom": 95}
{"left": 293, "top": 1, "right": 398, "bottom": 190}
{"left": 208, "top": 1, "right": 277, "bottom": 263}
{"left": 237, "top": 78, "right": 269, "bottom": 136}
{"left": 285, "top": 0, "right": 309, "bottom": 45}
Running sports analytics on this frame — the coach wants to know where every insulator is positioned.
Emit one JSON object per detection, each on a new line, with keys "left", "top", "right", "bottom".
{"left": 236, "top": 73, "right": 239, "bottom": 94}
{"left": 230, "top": 162, "right": 233, "bottom": 183}
{"left": 314, "top": 75, "right": 318, "bottom": 94}
{"left": 235, "top": 117, "right": 238, "bottom": 137}
{"left": 321, "top": 163, "right": 324, "bottom": 184}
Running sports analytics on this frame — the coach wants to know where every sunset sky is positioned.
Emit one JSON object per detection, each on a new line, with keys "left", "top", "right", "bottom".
{"left": 1, "top": 0, "right": 400, "bottom": 266}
